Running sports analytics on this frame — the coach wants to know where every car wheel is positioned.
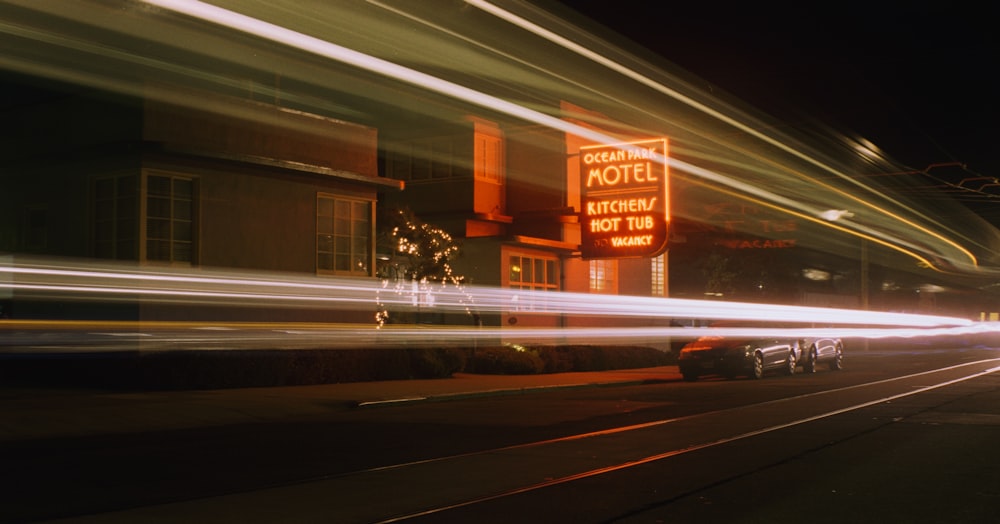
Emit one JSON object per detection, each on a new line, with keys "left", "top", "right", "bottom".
{"left": 804, "top": 346, "right": 817, "bottom": 373}
{"left": 830, "top": 344, "right": 844, "bottom": 371}
{"left": 682, "top": 371, "right": 699, "bottom": 382}
{"left": 751, "top": 352, "right": 765, "bottom": 379}
{"left": 784, "top": 349, "right": 796, "bottom": 375}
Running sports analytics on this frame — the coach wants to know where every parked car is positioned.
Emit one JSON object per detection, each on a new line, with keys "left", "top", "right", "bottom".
{"left": 795, "top": 336, "right": 844, "bottom": 373}
{"left": 678, "top": 325, "right": 797, "bottom": 381}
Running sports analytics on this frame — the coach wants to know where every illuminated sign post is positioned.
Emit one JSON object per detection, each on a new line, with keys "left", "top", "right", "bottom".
{"left": 580, "top": 138, "right": 669, "bottom": 259}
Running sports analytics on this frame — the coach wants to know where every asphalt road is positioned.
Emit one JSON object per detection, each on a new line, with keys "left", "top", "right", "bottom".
{"left": 3, "top": 344, "right": 1000, "bottom": 523}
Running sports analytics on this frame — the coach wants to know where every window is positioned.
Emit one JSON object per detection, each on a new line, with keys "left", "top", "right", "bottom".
{"left": 508, "top": 254, "right": 557, "bottom": 291}
{"left": 508, "top": 253, "right": 558, "bottom": 312}
{"left": 589, "top": 259, "right": 617, "bottom": 293}
{"left": 317, "top": 195, "right": 372, "bottom": 276}
{"left": 651, "top": 254, "right": 665, "bottom": 296}
{"left": 94, "top": 172, "right": 197, "bottom": 264}
{"left": 474, "top": 127, "right": 503, "bottom": 183}
{"left": 146, "top": 174, "right": 195, "bottom": 263}
{"left": 473, "top": 122, "right": 506, "bottom": 215}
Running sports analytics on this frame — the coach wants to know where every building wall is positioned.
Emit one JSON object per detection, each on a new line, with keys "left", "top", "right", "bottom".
{"left": 617, "top": 258, "right": 654, "bottom": 296}
{"left": 506, "top": 124, "right": 566, "bottom": 216}
{"left": 142, "top": 92, "right": 378, "bottom": 177}
{"left": 381, "top": 124, "right": 475, "bottom": 220}
{"left": 0, "top": 84, "right": 143, "bottom": 257}
{"left": 1, "top": 80, "right": 388, "bottom": 322}
{"left": 199, "top": 165, "right": 311, "bottom": 271}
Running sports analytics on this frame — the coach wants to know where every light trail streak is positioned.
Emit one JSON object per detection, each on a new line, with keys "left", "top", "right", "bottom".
{"left": 680, "top": 169, "right": 947, "bottom": 271}
{"left": 1, "top": 0, "right": 993, "bottom": 281}
{"left": 130, "top": 0, "right": 988, "bottom": 274}
{"left": 140, "top": 0, "right": 621, "bottom": 149}
{"left": 1, "top": 321, "right": 996, "bottom": 353}
{"left": 0, "top": 259, "right": 976, "bottom": 326}
{"left": 2, "top": 0, "right": 998, "bottom": 336}
{"left": 5, "top": 258, "right": 996, "bottom": 353}
{"left": 466, "top": 1, "right": 983, "bottom": 272}
{"left": 467, "top": 0, "right": 847, "bottom": 176}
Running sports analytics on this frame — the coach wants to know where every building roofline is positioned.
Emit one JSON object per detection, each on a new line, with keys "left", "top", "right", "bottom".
{"left": 509, "top": 235, "right": 579, "bottom": 253}
{"left": 163, "top": 145, "right": 405, "bottom": 191}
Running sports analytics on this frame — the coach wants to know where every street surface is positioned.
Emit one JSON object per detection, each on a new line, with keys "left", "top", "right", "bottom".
{"left": 2, "top": 343, "right": 999, "bottom": 523}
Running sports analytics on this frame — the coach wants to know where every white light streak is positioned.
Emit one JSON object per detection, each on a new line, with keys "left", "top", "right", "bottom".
{"left": 0, "top": 258, "right": 980, "bottom": 335}
{"left": 465, "top": 1, "right": 984, "bottom": 271}
{"left": 141, "top": 0, "right": 620, "bottom": 148}
{"left": 4, "top": 0, "right": 995, "bottom": 275}
{"left": 1, "top": 1, "right": 998, "bottom": 347}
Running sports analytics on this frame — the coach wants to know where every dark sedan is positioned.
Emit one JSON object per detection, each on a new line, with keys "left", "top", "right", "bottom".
{"left": 678, "top": 331, "right": 796, "bottom": 381}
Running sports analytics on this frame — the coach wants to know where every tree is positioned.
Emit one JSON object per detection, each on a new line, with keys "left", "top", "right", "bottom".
{"left": 375, "top": 207, "right": 469, "bottom": 326}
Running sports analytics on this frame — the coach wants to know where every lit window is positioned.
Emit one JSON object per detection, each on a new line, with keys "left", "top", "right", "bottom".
{"left": 475, "top": 127, "right": 503, "bottom": 183}
{"left": 651, "top": 254, "right": 665, "bottom": 296}
{"left": 317, "top": 194, "right": 372, "bottom": 276}
{"left": 508, "top": 253, "right": 557, "bottom": 312}
{"left": 508, "top": 254, "right": 557, "bottom": 291}
{"left": 589, "top": 259, "right": 617, "bottom": 293}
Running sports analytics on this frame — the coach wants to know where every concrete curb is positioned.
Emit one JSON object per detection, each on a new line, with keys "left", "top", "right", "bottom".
{"left": 355, "top": 377, "right": 672, "bottom": 408}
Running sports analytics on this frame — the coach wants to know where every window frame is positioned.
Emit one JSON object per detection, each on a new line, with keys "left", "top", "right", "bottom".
{"left": 316, "top": 193, "right": 374, "bottom": 277}
{"left": 142, "top": 171, "right": 197, "bottom": 266}
{"left": 651, "top": 253, "right": 666, "bottom": 296}
{"left": 589, "top": 258, "right": 618, "bottom": 294}
{"left": 507, "top": 253, "right": 558, "bottom": 292}
{"left": 93, "top": 170, "right": 199, "bottom": 266}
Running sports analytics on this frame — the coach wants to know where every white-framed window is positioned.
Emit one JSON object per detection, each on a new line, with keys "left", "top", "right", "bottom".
{"left": 589, "top": 259, "right": 617, "bottom": 294}
{"left": 507, "top": 252, "right": 558, "bottom": 312}
{"left": 317, "top": 194, "right": 372, "bottom": 276}
{"left": 508, "top": 253, "right": 558, "bottom": 291}
{"left": 94, "top": 171, "right": 197, "bottom": 264}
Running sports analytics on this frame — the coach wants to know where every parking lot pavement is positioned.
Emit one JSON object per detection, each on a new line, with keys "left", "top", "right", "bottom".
{"left": 0, "top": 366, "right": 680, "bottom": 441}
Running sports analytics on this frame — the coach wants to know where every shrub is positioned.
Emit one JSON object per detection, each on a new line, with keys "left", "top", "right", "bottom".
{"left": 0, "top": 344, "right": 675, "bottom": 390}
{"left": 408, "top": 347, "right": 466, "bottom": 378}
{"left": 468, "top": 346, "right": 545, "bottom": 375}
{"left": 534, "top": 345, "right": 675, "bottom": 373}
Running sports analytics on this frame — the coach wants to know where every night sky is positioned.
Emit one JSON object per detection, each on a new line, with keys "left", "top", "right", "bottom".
{"left": 558, "top": 1, "right": 997, "bottom": 185}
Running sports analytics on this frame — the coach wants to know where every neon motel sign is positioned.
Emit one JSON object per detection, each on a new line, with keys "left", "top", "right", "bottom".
{"left": 579, "top": 138, "right": 669, "bottom": 259}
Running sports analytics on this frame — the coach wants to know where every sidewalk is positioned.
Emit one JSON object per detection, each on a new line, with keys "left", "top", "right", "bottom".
{"left": 0, "top": 366, "right": 680, "bottom": 442}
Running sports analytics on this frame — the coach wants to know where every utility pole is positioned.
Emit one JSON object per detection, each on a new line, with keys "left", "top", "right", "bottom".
{"left": 860, "top": 239, "right": 869, "bottom": 310}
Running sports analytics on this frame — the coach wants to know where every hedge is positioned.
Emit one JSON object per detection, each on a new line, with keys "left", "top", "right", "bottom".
{"left": 0, "top": 345, "right": 674, "bottom": 391}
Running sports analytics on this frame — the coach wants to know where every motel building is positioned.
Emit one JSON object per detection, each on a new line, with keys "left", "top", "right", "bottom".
{"left": 1, "top": 68, "right": 983, "bottom": 334}
{"left": 0, "top": 72, "right": 399, "bottom": 323}
{"left": 0, "top": 72, "right": 691, "bottom": 332}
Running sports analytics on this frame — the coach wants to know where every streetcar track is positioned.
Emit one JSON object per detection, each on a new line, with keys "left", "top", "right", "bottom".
{"left": 374, "top": 359, "right": 1000, "bottom": 523}
{"left": 36, "top": 358, "right": 1000, "bottom": 523}
{"left": 362, "top": 358, "right": 1000, "bottom": 476}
